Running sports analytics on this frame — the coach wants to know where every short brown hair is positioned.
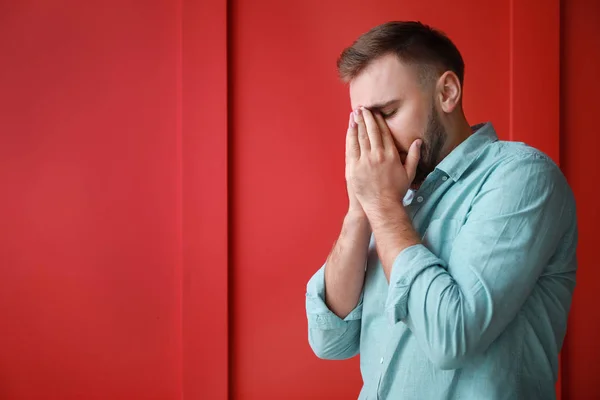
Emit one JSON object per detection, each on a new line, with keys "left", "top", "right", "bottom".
{"left": 337, "top": 21, "right": 465, "bottom": 85}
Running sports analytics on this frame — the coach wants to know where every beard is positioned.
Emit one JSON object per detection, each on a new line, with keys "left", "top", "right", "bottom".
{"left": 411, "top": 104, "right": 447, "bottom": 188}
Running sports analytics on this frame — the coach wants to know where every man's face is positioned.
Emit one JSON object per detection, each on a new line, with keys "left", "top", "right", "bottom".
{"left": 349, "top": 53, "right": 447, "bottom": 187}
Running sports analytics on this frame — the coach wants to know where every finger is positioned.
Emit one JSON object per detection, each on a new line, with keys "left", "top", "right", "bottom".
{"left": 353, "top": 108, "right": 371, "bottom": 152}
{"left": 374, "top": 112, "right": 395, "bottom": 150}
{"left": 346, "top": 111, "right": 360, "bottom": 161}
{"left": 361, "top": 107, "right": 383, "bottom": 150}
{"left": 405, "top": 139, "right": 422, "bottom": 183}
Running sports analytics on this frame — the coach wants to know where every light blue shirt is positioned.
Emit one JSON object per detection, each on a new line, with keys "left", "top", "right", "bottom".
{"left": 305, "top": 123, "right": 577, "bottom": 400}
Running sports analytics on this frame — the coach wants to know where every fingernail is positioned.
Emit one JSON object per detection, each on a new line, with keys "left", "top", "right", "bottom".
{"left": 349, "top": 112, "right": 356, "bottom": 128}
{"left": 417, "top": 140, "right": 422, "bottom": 148}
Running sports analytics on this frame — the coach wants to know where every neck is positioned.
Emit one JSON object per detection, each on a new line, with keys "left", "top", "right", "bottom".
{"left": 440, "top": 111, "right": 472, "bottom": 163}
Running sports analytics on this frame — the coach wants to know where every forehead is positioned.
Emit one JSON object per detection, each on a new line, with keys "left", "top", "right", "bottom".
{"left": 349, "top": 53, "right": 422, "bottom": 109}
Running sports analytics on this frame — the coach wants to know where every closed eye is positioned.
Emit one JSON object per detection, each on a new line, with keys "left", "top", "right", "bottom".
{"left": 380, "top": 109, "right": 397, "bottom": 119}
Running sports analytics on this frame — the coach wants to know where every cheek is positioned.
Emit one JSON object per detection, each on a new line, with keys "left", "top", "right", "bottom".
{"left": 388, "top": 107, "right": 426, "bottom": 152}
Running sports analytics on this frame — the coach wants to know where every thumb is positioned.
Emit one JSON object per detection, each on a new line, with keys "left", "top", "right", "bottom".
{"left": 405, "top": 139, "right": 422, "bottom": 183}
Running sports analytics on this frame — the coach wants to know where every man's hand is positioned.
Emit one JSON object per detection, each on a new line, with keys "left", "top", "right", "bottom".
{"left": 346, "top": 107, "right": 422, "bottom": 280}
{"left": 346, "top": 107, "right": 421, "bottom": 214}
{"left": 345, "top": 112, "right": 367, "bottom": 219}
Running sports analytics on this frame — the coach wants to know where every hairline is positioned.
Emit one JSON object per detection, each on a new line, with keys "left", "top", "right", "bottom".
{"left": 342, "top": 52, "right": 441, "bottom": 89}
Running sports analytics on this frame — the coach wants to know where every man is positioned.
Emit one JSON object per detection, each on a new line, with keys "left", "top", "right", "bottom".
{"left": 305, "top": 21, "right": 577, "bottom": 400}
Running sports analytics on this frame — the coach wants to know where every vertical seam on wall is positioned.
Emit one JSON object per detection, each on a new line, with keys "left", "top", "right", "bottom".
{"left": 558, "top": 0, "right": 573, "bottom": 400}
{"left": 554, "top": 0, "right": 562, "bottom": 168}
{"left": 226, "top": 0, "right": 232, "bottom": 397}
{"left": 176, "top": 0, "right": 184, "bottom": 398}
{"left": 509, "top": 0, "right": 514, "bottom": 142}
{"left": 557, "top": 0, "right": 563, "bottom": 168}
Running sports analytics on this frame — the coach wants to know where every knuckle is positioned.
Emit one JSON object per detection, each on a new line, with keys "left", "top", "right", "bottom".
{"left": 372, "top": 149, "right": 385, "bottom": 162}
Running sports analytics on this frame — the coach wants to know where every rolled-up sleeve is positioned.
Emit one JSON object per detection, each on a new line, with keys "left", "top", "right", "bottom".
{"left": 385, "top": 244, "right": 447, "bottom": 324}
{"left": 385, "top": 154, "right": 577, "bottom": 370}
{"left": 306, "top": 264, "right": 362, "bottom": 360}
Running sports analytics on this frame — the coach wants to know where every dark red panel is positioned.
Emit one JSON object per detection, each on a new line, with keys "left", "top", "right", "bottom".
{"left": 560, "top": 0, "right": 600, "bottom": 398}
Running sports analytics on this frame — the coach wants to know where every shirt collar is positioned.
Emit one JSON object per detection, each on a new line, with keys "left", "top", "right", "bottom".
{"left": 435, "top": 122, "right": 498, "bottom": 182}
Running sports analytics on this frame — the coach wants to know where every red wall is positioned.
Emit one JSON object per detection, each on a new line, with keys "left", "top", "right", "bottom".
{"left": 0, "top": 1, "right": 228, "bottom": 398}
{"left": 183, "top": 0, "right": 228, "bottom": 399}
{"left": 0, "top": 1, "right": 183, "bottom": 398}
{"left": 0, "top": 0, "right": 597, "bottom": 399}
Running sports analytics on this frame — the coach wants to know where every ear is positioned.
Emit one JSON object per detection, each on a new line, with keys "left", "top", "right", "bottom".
{"left": 436, "top": 71, "right": 462, "bottom": 113}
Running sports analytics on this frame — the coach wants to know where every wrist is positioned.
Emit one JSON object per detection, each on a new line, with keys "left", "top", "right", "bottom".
{"left": 346, "top": 207, "right": 367, "bottom": 221}
{"left": 344, "top": 209, "right": 371, "bottom": 231}
{"left": 369, "top": 201, "right": 419, "bottom": 244}
{"left": 364, "top": 198, "right": 404, "bottom": 221}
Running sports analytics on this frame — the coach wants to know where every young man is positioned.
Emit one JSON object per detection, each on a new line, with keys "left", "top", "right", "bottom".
{"left": 305, "top": 21, "right": 577, "bottom": 399}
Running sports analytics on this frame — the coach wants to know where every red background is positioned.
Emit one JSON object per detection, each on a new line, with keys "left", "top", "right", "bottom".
{"left": 0, "top": 0, "right": 598, "bottom": 399}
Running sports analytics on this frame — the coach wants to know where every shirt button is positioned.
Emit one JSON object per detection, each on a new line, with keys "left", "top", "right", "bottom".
{"left": 380, "top": 357, "right": 384, "bottom": 364}
{"left": 416, "top": 196, "right": 424, "bottom": 203}
{"left": 442, "top": 176, "right": 448, "bottom": 181}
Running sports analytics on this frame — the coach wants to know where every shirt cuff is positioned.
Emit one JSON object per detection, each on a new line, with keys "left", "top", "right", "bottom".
{"left": 306, "top": 264, "right": 363, "bottom": 331}
{"left": 385, "top": 244, "right": 446, "bottom": 325}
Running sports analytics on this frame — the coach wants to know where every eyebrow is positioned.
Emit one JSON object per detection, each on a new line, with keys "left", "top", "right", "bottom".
{"left": 365, "top": 99, "right": 401, "bottom": 111}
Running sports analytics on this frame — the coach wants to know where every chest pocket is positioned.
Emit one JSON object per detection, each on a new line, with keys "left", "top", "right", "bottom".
{"left": 421, "top": 218, "right": 461, "bottom": 262}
